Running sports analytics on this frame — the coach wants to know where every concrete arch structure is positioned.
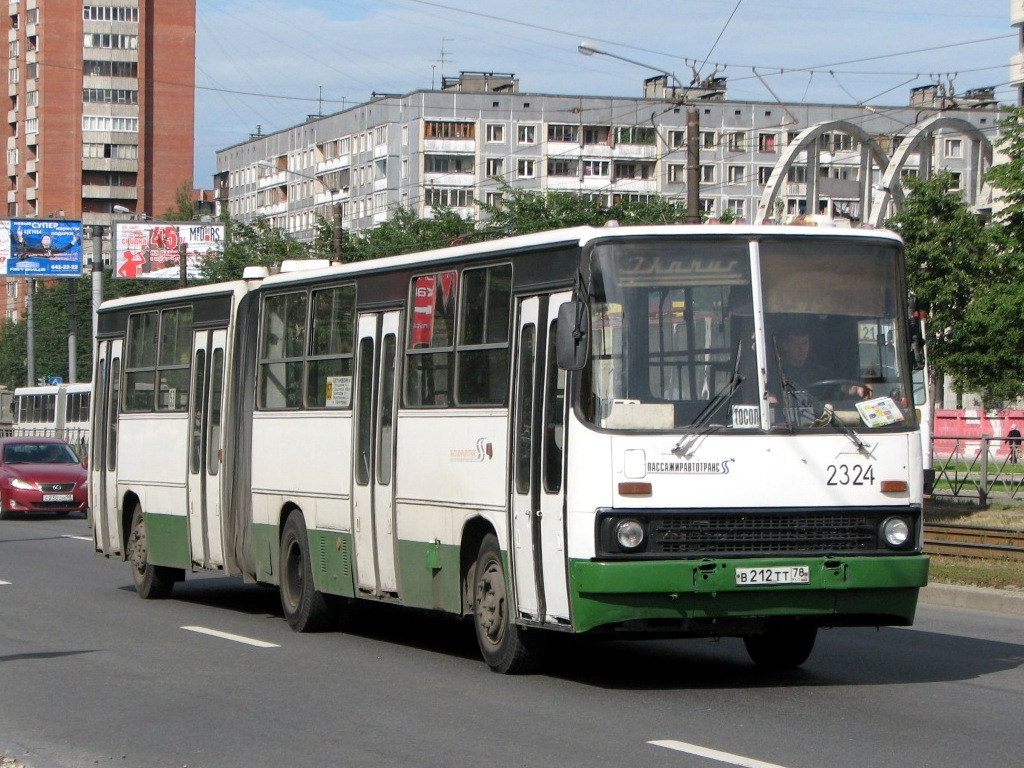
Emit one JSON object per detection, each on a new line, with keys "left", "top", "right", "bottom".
{"left": 756, "top": 120, "right": 890, "bottom": 224}
{"left": 866, "top": 115, "right": 993, "bottom": 227}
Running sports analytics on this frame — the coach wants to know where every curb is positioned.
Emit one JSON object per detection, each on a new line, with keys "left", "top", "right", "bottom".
{"left": 920, "top": 582, "right": 1024, "bottom": 616}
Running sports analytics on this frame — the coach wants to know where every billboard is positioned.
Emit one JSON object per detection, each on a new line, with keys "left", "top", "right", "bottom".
{"left": 114, "top": 221, "right": 225, "bottom": 279}
{"left": 0, "top": 219, "right": 84, "bottom": 277}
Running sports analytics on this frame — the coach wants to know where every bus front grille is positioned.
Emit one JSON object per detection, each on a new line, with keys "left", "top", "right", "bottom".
{"left": 596, "top": 507, "right": 921, "bottom": 558}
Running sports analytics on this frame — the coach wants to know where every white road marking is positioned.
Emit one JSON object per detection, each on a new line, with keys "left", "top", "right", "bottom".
{"left": 181, "top": 625, "right": 279, "bottom": 648}
{"left": 649, "top": 740, "right": 792, "bottom": 768}
{"left": 0, "top": 580, "right": 10, "bottom": 585}
{"left": 62, "top": 535, "right": 93, "bottom": 541}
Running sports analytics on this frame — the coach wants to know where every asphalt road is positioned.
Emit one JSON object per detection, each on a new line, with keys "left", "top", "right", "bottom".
{"left": 2, "top": 514, "right": 1023, "bottom": 768}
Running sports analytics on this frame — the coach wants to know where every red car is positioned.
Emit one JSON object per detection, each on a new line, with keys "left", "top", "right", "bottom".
{"left": 0, "top": 437, "right": 89, "bottom": 519}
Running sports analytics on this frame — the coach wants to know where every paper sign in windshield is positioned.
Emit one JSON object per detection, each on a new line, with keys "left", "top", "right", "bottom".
{"left": 855, "top": 396, "right": 904, "bottom": 427}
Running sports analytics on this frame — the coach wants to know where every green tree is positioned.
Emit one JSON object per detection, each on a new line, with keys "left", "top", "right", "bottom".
{"left": 200, "top": 215, "right": 311, "bottom": 283}
{"left": 884, "top": 172, "right": 996, "bottom": 396}
{"left": 161, "top": 179, "right": 198, "bottom": 222}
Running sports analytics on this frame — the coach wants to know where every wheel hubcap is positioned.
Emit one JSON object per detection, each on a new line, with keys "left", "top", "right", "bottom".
{"left": 475, "top": 559, "right": 506, "bottom": 646}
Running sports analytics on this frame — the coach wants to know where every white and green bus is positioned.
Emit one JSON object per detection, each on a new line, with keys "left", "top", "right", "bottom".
{"left": 91, "top": 224, "right": 928, "bottom": 673}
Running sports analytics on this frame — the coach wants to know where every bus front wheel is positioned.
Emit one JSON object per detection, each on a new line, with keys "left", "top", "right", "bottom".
{"left": 127, "top": 503, "right": 180, "bottom": 599}
{"left": 472, "top": 533, "right": 543, "bottom": 674}
{"left": 743, "top": 620, "right": 817, "bottom": 670}
{"left": 279, "top": 512, "right": 334, "bottom": 632}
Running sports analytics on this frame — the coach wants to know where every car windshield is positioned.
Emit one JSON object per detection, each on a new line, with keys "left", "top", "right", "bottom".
{"left": 3, "top": 443, "right": 78, "bottom": 464}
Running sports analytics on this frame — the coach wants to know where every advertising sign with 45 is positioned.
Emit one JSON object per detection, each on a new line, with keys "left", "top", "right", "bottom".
{"left": 826, "top": 463, "right": 875, "bottom": 486}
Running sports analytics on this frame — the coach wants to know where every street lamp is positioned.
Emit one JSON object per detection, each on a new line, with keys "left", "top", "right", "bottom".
{"left": 577, "top": 42, "right": 683, "bottom": 91}
{"left": 577, "top": 42, "right": 700, "bottom": 224}
{"left": 258, "top": 160, "right": 343, "bottom": 260}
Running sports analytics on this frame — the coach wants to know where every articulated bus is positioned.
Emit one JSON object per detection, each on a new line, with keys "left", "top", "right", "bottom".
{"left": 90, "top": 225, "right": 928, "bottom": 673}
{"left": 14, "top": 383, "right": 91, "bottom": 453}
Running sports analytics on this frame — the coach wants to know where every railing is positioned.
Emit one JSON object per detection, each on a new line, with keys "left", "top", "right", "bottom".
{"left": 932, "top": 434, "right": 1024, "bottom": 505}
{"left": 0, "top": 426, "right": 89, "bottom": 460}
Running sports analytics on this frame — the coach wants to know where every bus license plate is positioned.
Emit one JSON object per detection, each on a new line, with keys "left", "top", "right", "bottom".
{"left": 43, "top": 493, "right": 74, "bottom": 502}
{"left": 735, "top": 565, "right": 810, "bottom": 586}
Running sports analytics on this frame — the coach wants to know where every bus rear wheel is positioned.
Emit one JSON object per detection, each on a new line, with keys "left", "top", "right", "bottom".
{"left": 279, "top": 512, "right": 334, "bottom": 632}
{"left": 743, "top": 620, "right": 817, "bottom": 670}
{"left": 472, "top": 533, "right": 543, "bottom": 674}
{"left": 127, "top": 503, "right": 180, "bottom": 599}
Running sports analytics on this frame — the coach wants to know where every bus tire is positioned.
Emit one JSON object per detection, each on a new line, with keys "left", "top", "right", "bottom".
{"left": 472, "top": 533, "right": 544, "bottom": 674}
{"left": 743, "top": 620, "right": 817, "bottom": 670}
{"left": 279, "top": 512, "right": 334, "bottom": 632}
{"left": 127, "top": 503, "right": 179, "bottom": 599}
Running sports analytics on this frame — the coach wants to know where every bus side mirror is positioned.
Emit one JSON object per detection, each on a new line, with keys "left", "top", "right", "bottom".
{"left": 908, "top": 294, "right": 925, "bottom": 370}
{"left": 556, "top": 301, "right": 590, "bottom": 371}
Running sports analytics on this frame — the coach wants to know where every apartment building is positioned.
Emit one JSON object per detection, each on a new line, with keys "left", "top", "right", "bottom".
{"left": 2, "top": 0, "right": 195, "bottom": 321}
{"left": 215, "top": 72, "right": 1000, "bottom": 244}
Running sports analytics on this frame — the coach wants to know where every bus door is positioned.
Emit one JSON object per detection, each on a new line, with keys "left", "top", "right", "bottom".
{"left": 186, "top": 329, "right": 228, "bottom": 569}
{"left": 92, "top": 338, "right": 122, "bottom": 556}
{"left": 352, "top": 311, "right": 402, "bottom": 597}
{"left": 511, "top": 293, "right": 571, "bottom": 624}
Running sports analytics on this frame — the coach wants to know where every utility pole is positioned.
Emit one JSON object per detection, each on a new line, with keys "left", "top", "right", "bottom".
{"left": 686, "top": 107, "right": 701, "bottom": 224}
{"left": 332, "top": 203, "right": 343, "bottom": 261}
{"left": 178, "top": 239, "right": 187, "bottom": 287}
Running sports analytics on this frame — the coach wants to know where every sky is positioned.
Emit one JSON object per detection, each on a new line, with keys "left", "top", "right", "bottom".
{"left": 193, "top": 0, "right": 1016, "bottom": 184}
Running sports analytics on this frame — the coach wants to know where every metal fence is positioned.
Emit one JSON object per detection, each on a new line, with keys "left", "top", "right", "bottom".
{"left": 932, "top": 434, "right": 1024, "bottom": 505}
{"left": 0, "top": 427, "right": 89, "bottom": 460}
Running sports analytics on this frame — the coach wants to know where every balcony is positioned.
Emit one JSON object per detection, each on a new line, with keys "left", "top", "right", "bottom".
{"left": 82, "top": 184, "right": 137, "bottom": 200}
{"left": 1012, "top": 52, "right": 1024, "bottom": 87}
{"left": 1013, "top": 0, "right": 1024, "bottom": 26}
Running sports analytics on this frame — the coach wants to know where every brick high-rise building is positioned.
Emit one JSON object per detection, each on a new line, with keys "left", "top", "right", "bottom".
{"left": 1, "top": 1, "right": 195, "bottom": 322}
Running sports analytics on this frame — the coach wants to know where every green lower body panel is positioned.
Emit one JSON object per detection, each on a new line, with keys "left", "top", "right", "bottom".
{"left": 396, "top": 539, "right": 462, "bottom": 613}
{"left": 569, "top": 554, "right": 929, "bottom": 634}
{"left": 251, "top": 522, "right": 357, "bottom": 598}
{"left": 145, "top": 513, "right": 191, "bottom": 570}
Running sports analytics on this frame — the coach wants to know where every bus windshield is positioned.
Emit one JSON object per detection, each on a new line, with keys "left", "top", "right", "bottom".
{"left": 581, "top": 235, "right": 914, "bottom": 433}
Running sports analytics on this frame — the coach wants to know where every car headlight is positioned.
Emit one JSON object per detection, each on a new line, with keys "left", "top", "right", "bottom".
{"left": 10, "top": 478, "right": 36, "bottom": 491}
{"left": 615, "top": 519, "right": 645, "bottom": 551}
{"left": 881, "top": 516, "right": 911, "bottom": 548}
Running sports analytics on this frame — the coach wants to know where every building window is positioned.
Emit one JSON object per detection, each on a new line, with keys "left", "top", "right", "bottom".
{"left": 700, "top": 165, "right": 715, "bottom": 183}
{"left": 83, "top": 33, "right": 138, "bottom": 50}
{"left": 485, "top": 124, "right": 504, "bottom": 143}
{"left": 726, "top": 132, "right": 744, "bottom": 152}
{"left": 727, "top": 165, "right": 744, "bottom": 183}
{"left": 547, "top": 159, "right": 577, "bottom": 177}
{"left": 668, "top": 164, "right": 686, "bottom": 183}
{"left": 424, "top": 121, "right": 475, "bottom": 139}
{"left": 485, "top": 191, "right": 503, "bottom": 207}
{"left": 424, "top": 154, "right": 473, "bottom": 174}
{"left": 758, "top": 133, "right": 777, "bottom": 153}
{"left": 700, "top": 131, "right": 716, "bottom": 149}
{"left": 485, "top": 157, "right": 504, "bottom": 178}
{"left": 517, "top": 125, "right": 536, "bottom": 144}
{"left": 547, "top": 124, "right": 579, "bottom": 143}
{"left": 614, "top": 126, "right": 656, "bottom": 145}
{"left": 757, "top": 166, "right": 774, "bottom": 185}
{"left": 787, "top": 165, "right": 807, "bottom": 183}
{"left": 726, "top": 199, "right": 745, "bottom": 218}
{"left": 582, "top": 126, "right": 610, "bottom": 145}
{"left": 582, "top": 160, "right": 609, "bottom": 177}
{"left": 668, "top": 130, "right": 686, "bottom": 149}
{"left": 944, "top": 138, "right": 963, "bottom": 158}
{"left": 517, "top": 159, "right": 536, "bottom": 179}
{"left": 425, "top": 188, "right": 474, "bottom": 208}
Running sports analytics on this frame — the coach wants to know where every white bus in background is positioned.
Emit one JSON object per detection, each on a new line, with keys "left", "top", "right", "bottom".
{"left": 13, "top": 382, "right": 91, "bottom": 454}
{"left": 91, "top": 225, "right": 928, "bottom": 674}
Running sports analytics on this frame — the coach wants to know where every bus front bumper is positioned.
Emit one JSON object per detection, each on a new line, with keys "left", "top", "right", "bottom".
{"left": 568, "top": 554, "right": 929, "bottom": 634}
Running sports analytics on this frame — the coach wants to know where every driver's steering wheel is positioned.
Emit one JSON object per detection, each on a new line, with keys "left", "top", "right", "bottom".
{"left": 803, "top": 378, "right": 867, "bottom": 399}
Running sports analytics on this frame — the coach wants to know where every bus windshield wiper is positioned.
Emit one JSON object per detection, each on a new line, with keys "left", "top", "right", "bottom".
{"left": 815, "top": 403, "right": 870, "bottom": 455}
{"left": 771, "top": 334, "right": 799, "bottom": 430}
{"left": 675, "top": 344, "right": 744, "bottom": 453}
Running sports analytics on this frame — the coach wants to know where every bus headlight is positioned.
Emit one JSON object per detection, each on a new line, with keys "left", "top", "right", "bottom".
{"left": 615, "top": 519, "right": 645, "bottom": 551}
{"left": 881, "top": 516, "right": 911, "bottom": 548}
